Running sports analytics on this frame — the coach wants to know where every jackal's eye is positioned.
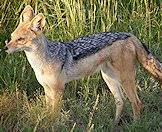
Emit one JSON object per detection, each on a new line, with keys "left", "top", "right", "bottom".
{"left": 17, "top": 37, "right": 25, "bottom": 41}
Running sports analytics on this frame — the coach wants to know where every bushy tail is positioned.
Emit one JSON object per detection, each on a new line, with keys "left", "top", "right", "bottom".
{"left": 131, "top": 35, "right": 162, "bottom": 82}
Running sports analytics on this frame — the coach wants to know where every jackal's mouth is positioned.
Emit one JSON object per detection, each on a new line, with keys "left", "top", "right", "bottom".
{"left": 5, "top": 45, "right": 19, "bottom": 54}
{"left": 4, "top": 41, "right": 19, "bottom": 54}
{"left": 5, "top": 44, "right": 31, "bottom": 54}
{"left": 5, "top": 47, "right": 18, "bottom": 54}
{"left": 5, "top": 45, "right": 28, "bottom": 54}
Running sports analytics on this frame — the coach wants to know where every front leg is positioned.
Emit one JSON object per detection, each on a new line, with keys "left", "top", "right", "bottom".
{"left": 43, "top": 82, "right": 64, "bottom": 113}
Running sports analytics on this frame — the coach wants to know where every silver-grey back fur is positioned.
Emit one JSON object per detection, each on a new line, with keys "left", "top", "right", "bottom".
{"left": 36, "top": 32, "right": 130, "bottom": 64}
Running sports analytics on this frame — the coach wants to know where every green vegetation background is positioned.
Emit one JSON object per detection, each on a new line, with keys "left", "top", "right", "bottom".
{"left": 0, "top": 0, "right": 162, "bottom": 131}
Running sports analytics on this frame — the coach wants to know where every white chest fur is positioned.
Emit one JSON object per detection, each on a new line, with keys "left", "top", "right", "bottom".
{"left": 25, "top": 51, "right": 62, "bottom": 87}
{"left": 25, "top": 51, "right": 45, "bottom": 85}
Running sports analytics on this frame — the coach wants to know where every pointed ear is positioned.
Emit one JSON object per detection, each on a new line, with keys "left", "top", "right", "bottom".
{"left": 20, "top": 5, "right": 34, "bottom": 23}
{"left": 30, "top": 13, "right": 46, "bottom": 34}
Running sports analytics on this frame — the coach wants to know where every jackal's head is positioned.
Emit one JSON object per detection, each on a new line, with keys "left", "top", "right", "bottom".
{"left": 5, "top": 5, "right": 46, "bottom": 53}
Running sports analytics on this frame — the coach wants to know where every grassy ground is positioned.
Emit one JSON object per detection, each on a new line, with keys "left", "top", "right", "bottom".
{"left": 0, "top": 0, "right": 162, "bottom": 131}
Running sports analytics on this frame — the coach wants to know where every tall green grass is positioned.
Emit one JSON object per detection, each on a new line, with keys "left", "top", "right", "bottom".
{"left": 0, "top": 0, "right": 162, "bottom": 131}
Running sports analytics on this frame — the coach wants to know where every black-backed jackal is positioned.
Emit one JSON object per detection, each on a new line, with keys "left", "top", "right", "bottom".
{"left": 5, "top": 5, "right": 162, "bottom": 123}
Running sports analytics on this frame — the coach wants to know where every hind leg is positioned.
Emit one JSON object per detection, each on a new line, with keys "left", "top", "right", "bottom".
{"left": 112, "top": 50, "right": 142, "bottom": 120}
{"left": 101, "top": 64, "right": 124, "bottom": 123}
{"left": 108, "top": 40, "right": 142, "bottom": 120}
{"left": 120, "top": 66, "right": 142, "bottom": 120}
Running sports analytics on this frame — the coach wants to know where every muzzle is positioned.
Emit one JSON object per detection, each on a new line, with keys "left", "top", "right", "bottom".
{"left": 4, "top": 40, "right": 17, "bottom": 54}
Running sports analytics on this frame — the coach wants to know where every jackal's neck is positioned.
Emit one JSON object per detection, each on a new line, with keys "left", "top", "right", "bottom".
{"left": 32, "top": 34, "right": 48, "bottom": 52}
{"left": 25, "top": 34, "right": 67, "bottom": 71}
{"left": 24, "top": 34, "right": 49, "bottom": 65}
{"left": 25, "top": 34, "right": 47, "bottom": 55}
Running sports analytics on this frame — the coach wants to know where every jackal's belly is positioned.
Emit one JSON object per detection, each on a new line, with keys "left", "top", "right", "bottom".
{"left": 64, "top": 47, "right": 110, "bottom": 82}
